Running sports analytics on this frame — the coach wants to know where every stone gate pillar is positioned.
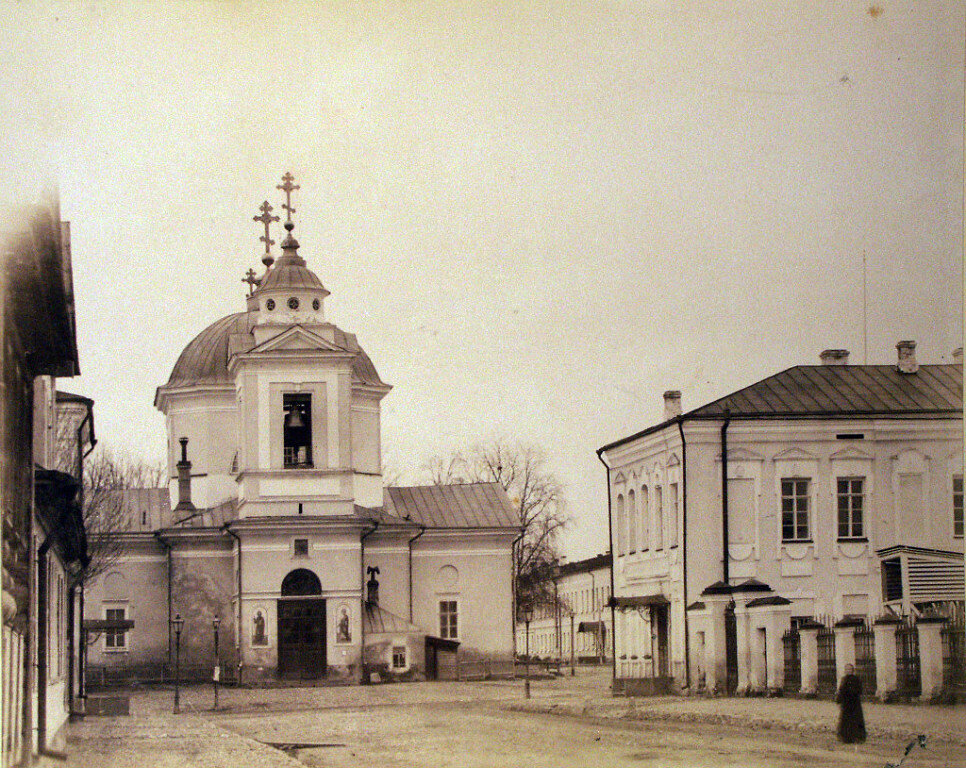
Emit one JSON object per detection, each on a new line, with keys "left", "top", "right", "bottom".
{"left": 798, "top": 621, "right": 823, "bottom": 695}
{"left": 833, "top": 618, "right": 862, "bottom": 685}
{"left": 699, "top": 582, "right": 733, "bottom": 695}
{"left": 872, "top": 616, "right": 900, "bottom": 700}
{"left": 916, "top": 617, "right": 946, "bottom": 701}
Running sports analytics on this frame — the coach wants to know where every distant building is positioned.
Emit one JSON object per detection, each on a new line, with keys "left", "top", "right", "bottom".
{"left": 598, "top": 344, "right": 963, "bottom": 695}
{"left": 83, "top": 178, "right": 520, "bottom": 686}
{"left": 515, "top": 553, "right": 612, "bottom": 664}
{"left": 2, "top": 199, "right": 93, "bottom": 766}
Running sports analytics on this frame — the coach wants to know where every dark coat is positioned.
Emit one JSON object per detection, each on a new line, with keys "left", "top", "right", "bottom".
{"left": 836, "top": 673, "right": 867, "bottom": 744}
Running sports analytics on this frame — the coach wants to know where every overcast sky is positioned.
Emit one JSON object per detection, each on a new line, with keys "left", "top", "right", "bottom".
{"left": 3, "top": 1, "right": 963, "bottom": 560}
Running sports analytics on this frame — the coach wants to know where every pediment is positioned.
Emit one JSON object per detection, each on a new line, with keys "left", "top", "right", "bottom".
{"left": 249, "top": 325, "right": 348, "bottom": 355}
{"left": 829, "top": 445, "right": 873, "bottom": 462}
{"left": 772, "top": 446, "right": 817, "bottom": 462}
{"left": 666, "top": 453, "right": 681, "bottom": 468}
{"left": 727, "top": 447, "right": 764, "bottom": 462}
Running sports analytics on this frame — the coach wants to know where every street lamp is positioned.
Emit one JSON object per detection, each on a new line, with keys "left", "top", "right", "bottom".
{"left": 212, "top": 616, "right": 221, "bottom": 710}
{"left": 171, "top": 613, "right": 185, "bottom": 714}
{"left": 569, "top": 608, "right": 576, "bottom": 677}
{"left": 522, "top": 604, "right": 534, "bottom": 699}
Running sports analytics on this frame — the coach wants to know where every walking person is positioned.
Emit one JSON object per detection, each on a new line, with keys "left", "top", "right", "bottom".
{"left": 836, "top": 664, "right": 867, "bottom": 745}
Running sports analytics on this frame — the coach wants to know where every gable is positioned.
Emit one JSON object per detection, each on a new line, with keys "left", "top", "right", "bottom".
{"left": 248, "top": 325, "right": 349, "bottom": 355}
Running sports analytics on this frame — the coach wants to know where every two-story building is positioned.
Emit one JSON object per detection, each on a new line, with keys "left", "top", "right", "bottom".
{"left": 598, "top": 344, "right": 963, "bottom": 695}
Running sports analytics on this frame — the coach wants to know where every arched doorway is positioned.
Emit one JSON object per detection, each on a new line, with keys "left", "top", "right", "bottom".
{"left": 278, "top": 568, "right": 326, "bottom": 680}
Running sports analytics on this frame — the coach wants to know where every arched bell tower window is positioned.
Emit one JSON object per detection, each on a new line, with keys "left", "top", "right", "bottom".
{"left": 283, "top": 393, "right": 312, "bottom": 468}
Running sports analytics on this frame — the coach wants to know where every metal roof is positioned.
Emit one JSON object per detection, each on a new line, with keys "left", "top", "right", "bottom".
{"left": 383, "top": 483, "right": 520, "bottom": 529}
{"left": 600, "top": 363, "right": 962, "bottom": 454}
{"left": 559, "top": 552, "right": 612, "bottom": 577}
{"left": 257, "top": 253, "right": 328, "bottom": 293}
{"left": 162, "top": 312, "right": 386, "bottom": 389}
{"left": 363, "top": 604, "right": 423, "bottom": 635}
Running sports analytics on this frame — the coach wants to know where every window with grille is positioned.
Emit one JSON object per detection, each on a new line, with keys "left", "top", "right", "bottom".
{"left": 837, "top": 478, "right": 864, "bottom": 540}
{"left": 781, "top": 478, "right": 810, "bottom": 542}
{"left": 439, "top": 600, "right": 458, "bottom": 639}
{"left": 392, "top": 646, "right": 407, "bottom": 669}
{"left": 293, "top": 538, "right": 309, "bottom": 557}
{"left": 105, "top": 607, "right": 127, "bottom": 649}
{"left": 954, "top": 476, "right": 963, "bottom": 539}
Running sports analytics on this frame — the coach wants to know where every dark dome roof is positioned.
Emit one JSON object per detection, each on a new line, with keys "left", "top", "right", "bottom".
{"left": 258, "top": 259, "right": 328, "bottom": 292}
{"left": 164, "top": 312, "right": 385, "bottom": 389}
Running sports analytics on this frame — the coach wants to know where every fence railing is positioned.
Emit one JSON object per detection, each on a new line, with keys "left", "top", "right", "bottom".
{"left": 895, "top": 618, "right": 922, "bottom": 698}
{"left": 816, "top": 623, "right": 836, "bottom": 696}
{"left": 854, "top": 621, "right": 876, "bottom": 695}
{"left": 940, "top": 616, "right": 965, "bottom": 693}
{"left": 2, "top": 626, "right": 24, "bottom": 768}
{"left": 782, "top": 629, "right": 800, "bottom": 694}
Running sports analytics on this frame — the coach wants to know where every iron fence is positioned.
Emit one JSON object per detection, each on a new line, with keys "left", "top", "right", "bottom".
{"left": 941, "top": 615, "right": 965, "bottom": 693}
{"left": 782, "top": 629, "right": 800, "bottom": 694}
{"left": 895, "top": 618, "right": 921, "bottom": 698}
{"left": 853, "top": 621, "right": 876, "bottom": 695}
{"left": 816, "top": 623, "right": 836, "bottom": 696}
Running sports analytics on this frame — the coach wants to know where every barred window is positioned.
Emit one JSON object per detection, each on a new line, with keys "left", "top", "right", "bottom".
{"left": 837, "top": 478, "right": 864, "bottom": 539}
{"left": 781, "top": 478, "right": 810, "bottom": 542}
{"left": 439, "top": 600, "right": 458, "bottom": 639}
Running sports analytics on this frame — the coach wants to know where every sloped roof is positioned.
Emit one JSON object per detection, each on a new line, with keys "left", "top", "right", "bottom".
{"left": 110, "top": 487, "right": 170, "bottom": 531}
{"left": 363, "top": 604, "right": 424, "bottom": 635}
{"left": 600, "top": 363, "right": 962, "bottom": 453}
{"left": 383, "top": 483, "right": 520, "bottom": 529}
{"left": 559, "top": 552, "right": 612, "bottom": 577}
{"left": 162, "top": 312, "right": 386, "bottom": 389}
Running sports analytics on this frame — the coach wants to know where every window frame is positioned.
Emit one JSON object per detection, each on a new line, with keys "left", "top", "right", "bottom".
{"left": 282, "top": 392, "right": 313, "bottom": 469}
{"left": 780, "top": 477, "right": 811, "bottom": 542}
{"left": 103, "top": 604, "right": 129, "bottom": 652}
{"left": 438, "top": 599, "right": 459, "bottom": 640}
{"left": 392, "top": 645, "right": 407, "bottom": 670}
{"left": 836, "top": 476, "right": 865, "bottom": 541}
{"left": 293, "top": 538, "right": 310, "bottom": 558}
{"left": 954, "top": 474, "right": 963, "bottom": 539}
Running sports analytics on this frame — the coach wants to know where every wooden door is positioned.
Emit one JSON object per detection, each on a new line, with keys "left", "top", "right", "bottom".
{"left": 277, "top": 600, "right": 326, "bottom": 680}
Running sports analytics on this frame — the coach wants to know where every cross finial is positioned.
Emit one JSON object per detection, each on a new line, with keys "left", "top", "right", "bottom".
{"left": 253, "top": 200, "right": 279, "bottom": 254}
{"left": 242, "top": 268, "right": 260, "bottom": 296}
{"left": 277, "top": 172, "right": 300, "bottom": 223}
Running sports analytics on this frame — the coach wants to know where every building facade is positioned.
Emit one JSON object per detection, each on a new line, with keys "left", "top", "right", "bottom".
{"left": 514, "top": 553, "right": 612, "bottom": 664}
{"left": 598, "top": 345, "right": 963, "bottom": 695}
{"left": 2, "top": 199, "right": 92, "bottom": 766}
{"left": 83, "top": 178, "right": 520, "bottom": 685}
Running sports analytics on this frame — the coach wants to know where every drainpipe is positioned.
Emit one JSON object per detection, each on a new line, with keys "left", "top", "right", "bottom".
{"left": 720, "top": 413, "right": 731, "bottom": 585}
{"left": 407, "top": 526, "right": 426, "bottom": 623}
{"left": 677, "top": 419, "right": 691, "bottom": 689}
{"left": 222, "top": 524, "right": 242, "bottom": 685}
{"left": 154, "top": 532, "right": 173, "bottom": 671}
{"left": 359, "top": 521, "right": 379, "bottom": 685}
{"left": 36, "top": 537, "right": 51, "bottom": 752}
{"left": 509, "top": 530, "right": 524, "bottom": 658}
{"left": 595, "top": 448, "right": 617, "bottom": 688}
{"left": 71, "top": 403, "right": 95, "bottom": 712}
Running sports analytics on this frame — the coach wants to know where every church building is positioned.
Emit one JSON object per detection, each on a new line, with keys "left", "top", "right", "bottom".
{"left": 83, "top": 175, "right": 520, "bottom": 685}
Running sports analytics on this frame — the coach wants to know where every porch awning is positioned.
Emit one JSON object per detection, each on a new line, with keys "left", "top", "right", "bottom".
{"left": 612, "top": 594, "right": 670, "bottom": 609}
{"left": 577, "top": 621, "right": 605, "bottom": 633}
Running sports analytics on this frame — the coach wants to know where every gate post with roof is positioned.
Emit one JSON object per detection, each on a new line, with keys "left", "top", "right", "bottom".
{"left": 798, "top": 621, "right": 822, "bottom": 695}
{"left": 916, "top": 616, "right": 946, "bottom": 701}
{"left": 873, "top": 616, "right": 900, "bottom": 699}
{"left": 698, "top": 584, "right": 733, "bottom": 694}
{"left": 733, "top": 599, "right": 752, "bottom": 693}
{"left": 833, "top": 618, "right": 861, "bottom": 685}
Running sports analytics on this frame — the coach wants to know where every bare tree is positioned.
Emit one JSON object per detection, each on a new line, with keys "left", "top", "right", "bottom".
{"left": 421, "top": 439, "right": 570, "bottom": 615}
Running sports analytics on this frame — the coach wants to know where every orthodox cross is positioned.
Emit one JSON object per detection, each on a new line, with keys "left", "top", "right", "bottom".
{"left": 277, "top": 172, "right": 300, "bottom": 223}
{"left": 253, "top": 200, "right": 279, "bottom": 254}
{"left": 241, "top": 268, "right": 260, "bottom": 296}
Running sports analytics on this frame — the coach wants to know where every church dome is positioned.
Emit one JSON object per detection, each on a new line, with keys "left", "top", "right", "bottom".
{"left": 163, "top": 311, "right": 386, "bottom": 389}
{"left": 257, "top": 253, "right": 329, "bottom": 294}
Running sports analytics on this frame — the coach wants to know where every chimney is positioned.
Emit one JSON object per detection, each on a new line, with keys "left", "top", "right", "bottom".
{"left": 819, "top": 349, "right": 850, "bottom": 366}
{"left": 174, "top": 437, "right": 196, "bottom": 513}
{"left": 896, "top": 340, "right": 918, "bottom": 374}
{"left": 953, "top": 348, "right": 963, "bottom": 364}
{"left": 663, "top": 390, "right": 682, "bottom": 421}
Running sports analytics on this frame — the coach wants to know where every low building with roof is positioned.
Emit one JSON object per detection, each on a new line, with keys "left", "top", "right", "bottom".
{"left": 82, "top": 176, "right": 520, "bottom": 686}
{"left": 597, "top": 344, "right": 963, "bottom": 696}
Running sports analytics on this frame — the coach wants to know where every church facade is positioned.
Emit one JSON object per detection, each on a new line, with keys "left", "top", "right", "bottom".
{"left": 83, "top": 176, "right": 520, "bottom": 685}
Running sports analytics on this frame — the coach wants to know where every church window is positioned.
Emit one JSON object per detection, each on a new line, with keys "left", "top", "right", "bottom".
{"left": 293, "top": 538, "right": 309, "bottom": 557}
{"left": 104, "top": 606, "right": 127, "bottom": 650}
{"left": 288, "top": 297, "right": 300, "bottom": 310}
{"left": 266, "top": 299, "right": 275, "bottom": 311}
{"left": 283, "top": 393, "right": 312, "bottom": 468}
{"left": 392, "top": 645, "right": 407, "bottom": 669}
{"left": 312, "top": 298, "right": 320, "bottom": 311}
{"left": 439, "top": 600, "right": 458, "bottom": 639}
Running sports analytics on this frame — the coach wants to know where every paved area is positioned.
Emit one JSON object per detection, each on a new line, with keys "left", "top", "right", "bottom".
{"left": 67, "top": 670, "right": 966, "bottom": 767}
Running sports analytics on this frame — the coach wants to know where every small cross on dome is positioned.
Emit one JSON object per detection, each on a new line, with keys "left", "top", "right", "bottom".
{"left": 277, "top": 172, "right": 300, "bottom": 224}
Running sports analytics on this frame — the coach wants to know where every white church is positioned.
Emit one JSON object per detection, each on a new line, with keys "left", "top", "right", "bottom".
{"left": 84, "top": 175, "right": 520, "bottom": 684}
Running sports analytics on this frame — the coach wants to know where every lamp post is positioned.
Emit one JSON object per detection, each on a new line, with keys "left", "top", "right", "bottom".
{"left": 172, "top": 613, "right": 184, "bottom": 714}
{"left": 212, "top": 616, "right": 221, "bottom": 710}
{"left": 522, "top": 605, "right": 533, "bottom": 699}
{"left": 570, "top": 609, "right": 576, "bottom": 676}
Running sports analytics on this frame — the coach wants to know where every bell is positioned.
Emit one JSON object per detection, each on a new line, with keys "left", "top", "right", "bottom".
{"left": 284, "top": 408, "right": 306, "bottom": 429}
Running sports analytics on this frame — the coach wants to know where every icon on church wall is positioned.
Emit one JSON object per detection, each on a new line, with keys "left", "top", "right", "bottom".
{"left": 252, "top": 609, "right": 268, "bottom": 646}
{"left": 336, "top": 605, "right": 351, "bottom": 644}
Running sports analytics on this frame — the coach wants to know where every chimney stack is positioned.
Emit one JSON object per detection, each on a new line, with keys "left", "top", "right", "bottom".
{"left": 819, "top": 349, "right": 850, "bottom": 366}
{"left": 953, "top": 347, "right": 963, "bottom": 364}
{"left": 174, "top": 437, "right": 195, "bottom": 513}
{"left": 663, "top": 390, "right": 682, "bottom": 421}
{"left": 896, "top": 340, "right": 918, "bottom": 374}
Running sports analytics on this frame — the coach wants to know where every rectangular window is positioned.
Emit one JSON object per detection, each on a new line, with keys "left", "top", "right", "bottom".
{"left": 668, "top": 483, "right": 679, "bottom": 547}
{"left": 105, "top": 607, "right": 127, "bottom": 649}
{"left": 293, "top": 538, "right": 309, "bottom": 557}
{"left": 439, "top": 600, "right": 458, "bottom": 639}
{"left": 654, "top": 487, "right": 664, "bottom": 550}
{"left": 954, "top": 476, "right": 963, "bottom": 539}
{"left": 837, "top": 478, "right": 864, "bottom": 539}
{"left": 781, "top": 478, "right": 810, "bottom": 542}
{"left": 283, "top": 393, "right": 313, "bottom": 468}
{"left": 392, "top": 646, "right": 407, "bottom": 669}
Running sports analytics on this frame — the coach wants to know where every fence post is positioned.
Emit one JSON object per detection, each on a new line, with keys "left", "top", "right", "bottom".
{"left": 916, "top": 617, "right": 946, "bottom": 701}
{"left": 833, "top": 618, "right": 861, "bottom": 686}
{"left": 798, "top": 621, "right": 822, "bottom": 695}
{"left": 873, "top": 616, "right": 900, "bottom": 700}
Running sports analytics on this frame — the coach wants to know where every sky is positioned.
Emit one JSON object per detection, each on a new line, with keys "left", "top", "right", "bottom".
{"left": 3, "top": 1, "right": 963, "bottom": 560}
